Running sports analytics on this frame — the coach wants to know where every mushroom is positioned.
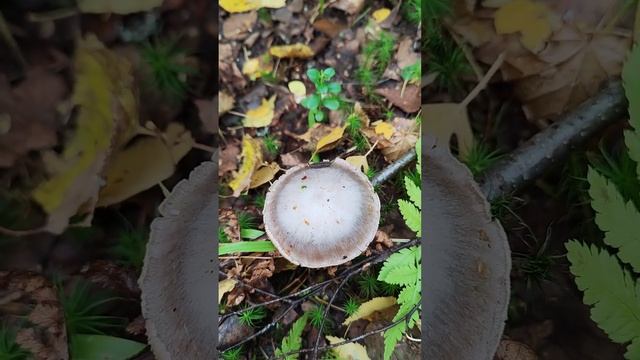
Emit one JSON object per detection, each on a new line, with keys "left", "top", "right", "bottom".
{"left": 423, "top": 137, "right": 511, "bottom": 359}
{"left": 263, "top": 158, "right": 380, "bottom": 268}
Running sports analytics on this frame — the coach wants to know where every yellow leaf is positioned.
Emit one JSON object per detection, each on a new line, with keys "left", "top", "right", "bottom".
{"left": 372, "top": 8, "right": 391, "bottom": 23}
{"left": 494, "top": 0, "right": 552, "bottom": 53}
{"left": 218, "top": 278, "right": 237, "bottom": 304}
{"left": 244, "top": 95, "right": 276, "bottom": 128}
{"left": 242, "top": 54, "right": 273, "bottom": 80}
{"left": 77, "top": 0, "right": 162, "bottom": 14}
{"left": 32, "top": 35, "right": 137, "bottom": 234}
{"left": 326, "top": 336, "right": 371, "bottom": 360}
{"left": 250, "top": 162, "right": 280, "bottom": 188}
{"left": 220, "top": 0, "right": 285, "bottom": 13}
{"left": 423, "top": 103, "right": 473, "bottom": 158}
{"left": 97, "top": 123, "right": 194, "bottom": 207}
{"left": 345, "top": 155, "right": 369, "bottom": 173}
{"left": 269, "top": 43, "right": 314, "bottom": 59}
{"left": 373, "top": 121, "right": 394, "bottom": 140}
{"left": 315, "top": 126, "right": 346, "bottom": 153}
{"left": 288, "top": 80, "right": 306, "bottom": 103}
{"left": 229, "top": 135, "right": 263, "bottom": 196}
{"left": 343, "top": 297, "right": 396, "bottom": 325}
{"left": 219, "top": 91, "right": 235, "bottom": 115}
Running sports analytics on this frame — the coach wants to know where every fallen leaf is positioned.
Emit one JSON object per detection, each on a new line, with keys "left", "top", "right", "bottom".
{"left": 220, "top": 0, "right": 286, "bottom": 13}
{"left": 218, "top": 279, "right": 238, "bottom": 304}
{"left": 313, "top": 18, "right": 348, "bottom": 38}
{"left": 353, "top": 102, "right": 371, "bottom": 127}
{"left": 77, "top": 0, "right": 162, "bottom": 14}
{"left": 381, "top": 117, "right": 419, "bottom": 162}
{"left": 195, "top": 98, "right": 216, "bottom": 134}
{"left": 288, "top": 80, "right": 306, "bottom": 103}
{"left": 219, "top": 91, "right": 235, "bottom": 115}
{"left": 223, "top": 11, "right": 257, "bottom": 40}
{"left": 250, "top": 162, "right": 280, "bottom": 188}
{"left": 326, "top": 336, "right": 371, "bottom": 360}
{"left": 229, "top": 135, "right": 263, "bottom": 196}
{"left": 494, "top": 0, "right": 554, "bottom": 53}
{"left": 315, "top": 126, "right": 346, "bottom": 153}
{"left": 345, "top": 155, "right": 369, "bottom": 172}
{"left": 372, "top": 8, "right": 391, "bottom": 23}
{"left": 244, "top": 95, "right": 276, "bottom": 128}
{"left": 220, "top": 208, "right": 241, "bottom": 243}
{"left": 343, "top": 297, "right": 396, "bottom": 325}
{"left": 269, "top": 43, "right": 314, "bottom": 59}
{"left": 97, "top": 123, "right": 194, "bottom": 207}
{"left": 495, "top": 339, "right": 537, "bottom": 360}
{"left": 332, "top": 0, "right": 365, "bottom": 15}
{"left": 219, "top": 142, "right": 241, "bottom": 177}
{"left": 280, "top": 151, "right": 306, "bottom": 167}
{"left": 396, "top": 37, "right": 420, "bottom": 70}
{"left": 423, "top": 103, "right": 473, "bottom": 157}
{"left": 375, "top": 84, "right": 421, "bottom": 113}
{"left": 32, "top": 35, "right": 137, "bottom": 234}
{"left": 373, "top": 121, "right": 394, "bottom": 140}
{"left": 242, "top": 53, "right": 273, "bottom": 80}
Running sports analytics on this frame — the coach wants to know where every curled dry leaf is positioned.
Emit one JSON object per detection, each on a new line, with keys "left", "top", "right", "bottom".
{"left": 229, "top": 135, "right": 263, "bottom": 196}
{"left": 243, "top": 95, "right": 276, "bottom": 128}
{"left": 250, "top": 162, "right": 281, "bottom": 188}
{"left": 315, "top": 126, "right": 346, "bottom": 154}
{"left": 220, "top": 0, "right": 285, "bottom": 13}
{"left": 375, "top": 84, "right": 421, "bottom": 114}
{"left": 97, "top": 123, "right": 194, "bottom": 207}
{"left": 381, "top": 118, "right": 419, "bottom": 162}
{"left": 326, "top": 336, "right": 371, "bottom": 360}
{"left": 269, "top": 43, "right": 314, "bottom": 59}
{"left": 343, "top": 296, "right": 396, "bottom": 325}
{"left": 219, "top": 141, "right": 241, "bottom": 177}
{"left": 218, "top": 278, "right": 237, "bottom": 304}
{"left": 242, "top": 54, "right": 273, "bottom": 80}
{"left": 222, "top": 11, "right": 257, "bottom": 40}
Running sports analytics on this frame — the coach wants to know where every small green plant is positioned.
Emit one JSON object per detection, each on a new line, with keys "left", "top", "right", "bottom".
{"left": 301, "top": 68, "right": 342, "bottom": 127}
{"left": 274, "top": 313, "right": 308, "bottom": 360}
{"left": 0, "top": 324, "right": 28, "bottom": 360}
{"left": 462, "top": 141, "right": 503, "bottom": 177}
{"left": 356, "top": 271, "right": 380, "bottom": 298}
{"left": 365, "top": 167, "right": 376, "bottom": 180}
{"left": 565, "top": 45, "right": 640, "bottom": 360}
{"left": 397, "top": 138, "right": 421, "bottom": 237}
{"left": 218, "top": 227, "right": 230, "bottom": 243}
{"left": 400, "top": 61, "right": 421, "bottom": 95}
{"left": 110, "top": 230, "right": 147, "bottom": 270}
{"left": 58, "top": 280, "right": 125, "bottom": 336}
{"left": 587, "top": 144, "right": 640, "bottom": 207}
{"left": 263, "top": 134, "right": 280, "bottom": 156}
{"left": 308, "top": 306, "right": 332, "bottom": 329}
{"left": 402, "top": 0, "right": 422, "bottom": 25}
{"left": 141, "top": 39, "right": 194, "bottom": 101}
{"left": 346, "top": 112, "right": 368, "bottom": 152}
{"left": 254, "top": 193, "right": 266, "bottom": 210}
{"left": 221, "top": 346, "right": 244, "bottom": 360}
{"left": 343, "top": 298, "right": 360, "bottom": 317}
{"left": 218, "top": 240, "right": 276, "bottom": 255}
{"left": 357, "top": 31, "right": 395, "bottom": 97}
{"left": 237, "top": 211, "right": 265, "bottom": 240}
{"left": 238, "top": 306, "right": 267, "bottom": 328}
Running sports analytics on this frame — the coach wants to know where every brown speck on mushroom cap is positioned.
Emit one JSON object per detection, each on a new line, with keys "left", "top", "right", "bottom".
{"left": 264, "top": 158, "right": 380, "bottom": 268}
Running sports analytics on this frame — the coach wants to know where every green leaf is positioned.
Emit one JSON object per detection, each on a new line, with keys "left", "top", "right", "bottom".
{"left": 275, "top": 314, "right": 308, "bottom": 360}
{"left": 415, "top": 137, "right": 421, "bottom": 176}
{"left": 301, "top": 94, "right": 320, "bottom": 109}
{"left": 383, "top": 321, "right": 405, "bottom": 360}
{"left": 218, "top": 240, "right": 276, "bottom": 255}
{"left": 401, "top": 62, "right": 421, "bottom": 83}
{"left": 378, "top": 247, "right": 420, "bottom": 284}
{"left": 322, "top": 67, "right": 335, "bottom": 80}
{"left": 398, "top": 199, "right": 421, "bottom": 236}
{"left": 70, "top": 335, "right": 146, "bottom": 360}
{"left": 622, "top": 45, "right": 640, "bottom": 179}
{"left": 322, "top": 98, "right": 340, "bottom": 111}
{"left": 307, "top": 68, "right": 320, "bottom": 84}
{"left": 315, "top": 111, "right": 325, "bottom": 122}
{"left": 587, "top": 167, "right": 640, "bottom": 272}
{"left": 404, "top": 176, "right": 421, "bottom": 209}
{"left": 566, "top": 241, "right": 640, "bottom": 349}
{"left": 240, "top": 228, "right": 265, "bottom": 240}
{"left": 317, "top": 84, "right": 328, "bottom": 95}
{"left": 380, "top": 264, "right": 419, "bottom": 286}
{"left": 328, "top": 82, "right": 341, "bottom": 94}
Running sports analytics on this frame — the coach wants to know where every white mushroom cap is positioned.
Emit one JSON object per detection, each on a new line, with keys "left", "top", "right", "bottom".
{"left": 264, "top": 158, "right": 380, "bottom": 268}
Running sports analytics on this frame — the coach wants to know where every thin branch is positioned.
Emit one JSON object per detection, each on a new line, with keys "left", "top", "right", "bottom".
{"left": 371, "top": 150, "right": 416, "bottom": 186}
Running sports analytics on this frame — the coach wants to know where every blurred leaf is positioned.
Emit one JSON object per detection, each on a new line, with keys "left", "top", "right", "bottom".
{"left": 77, "top": 0, "right": 162, "bottom": 14}
{"left": 244, "top": 96, "right": 276, "bottom": 128}
{"left": 315, "top": 126, "right": 346, "bottom": 154}
{"left": 269, "top": 44, "right": 314, "bottom": 59}
{"left": 326, "top": 336, "right": 371, "bottom": 360}
{"left": 343, "top": 297, "right": 396, "bottom": 325}
{"left": 250, "top": 162, "right": 280, "bottom": 189}
{"left": 229, "top": 135, "right": 263, "bottom": 197}
{"left": 218, "top": 279, "right": 237, "bottom": 304}
{"left": 70, "top": 335, "right": 145, "bottom": 360}
{"left": 220, "top": 0, "right": 286, "bottom": 13}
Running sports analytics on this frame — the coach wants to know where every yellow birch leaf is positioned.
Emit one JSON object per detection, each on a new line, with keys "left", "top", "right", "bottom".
{"left": 219, "top": 91, "right": 235, "bottom": 115}
{"left": 242, "top": 54, "right": 273, "bottom": 80}
{"left": 220, "top": 0, "right": 285, "bottom": 13}
{"left": 315, "top": 126, "right": 346, "bottom": 153}
{"left": 244, "top": 95, "right": 276, "bottom": 128}
{"left": 373, "top": 121, "right": 394, "bottom": 140}
{"left": 218, "top": 278, "right": 237, "bottom": 304}
{"left": 229, "top": 135, "right": 263, "bottom": 196}
{"left": 97, "top": 123, "right": 194, "bottom": 207}
{"left": 345, "top": 155, "right": 369, "bottom": 173}
{"left": 326, "top": 336, "right": 371, "bottom": 360}
{"left": 343, "top": 296, "right": 396, "bottom": 325}
{"left": 250, "top": 162, "right": 280, "bottom": 188}
{"left": 269, "top": 43, "right": 314, "bottom": 59}
{"left": 372, "top": 8, "right": 391, "bottom": 23}
{"left": 288, "top": 80, "right": 306, "bottom": 103}
{"left": 494, "top": 0, "right": 552, "bottom": 53}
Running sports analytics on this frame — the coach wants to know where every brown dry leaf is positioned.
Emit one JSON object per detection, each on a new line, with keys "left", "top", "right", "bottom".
{"left": 374, "top": 229, "right": 393, "bottom": 249}
{"left": 375, "top": 83, "right": 421, "bottom": 113}
{"left": 229, "top": 135, "right": 263, "bottom": 196}
{"left": 219, "top": 142, "right": 241, "bottom": 177}
{"left": 222, "top": 11, "right": 257, "bottom": 40}
{"left": 269, "top": 43, "right": 314, "bottom": 59}
{"left": 313, "top": 18, "right": 348, "bottom": 38}
{"left": 79, "top": 260, "right": 140, "bottom": 297}
{"left": 280, "top": 151, "right": 306, "bottom": 167}
{"left": 396, "top": 37, "right": 420, "bottom": 70}
{"left": 97, "top": 123, "right": 194, "bottom": 207}
{"left": 250, "top": 162, "right": 280, "bottom": 188}
{"left": 332, "top": 0, "right": 365, "bottom": 15}
{"left": 219, "top": 208, "right": 241, "bottom": 242}
{"left": 381, "top": 117, "right": 420, "bottom": 162}
{"left": 0, "top": 271, "right": 68, "bottom": 359}
{"left": 245, "top": 258, "right": 275, "bottom": 287}
{"left": 294, "top": 124, "right": 338, "bottom": 151}
{"left": 495, "top": 339, "right": 538, "bottom": 360}
{"left": 0, "top": 68, "right": 67, "bottom": 168}
{"left": 423, "top": 103, "right": 474, "bottom": 157}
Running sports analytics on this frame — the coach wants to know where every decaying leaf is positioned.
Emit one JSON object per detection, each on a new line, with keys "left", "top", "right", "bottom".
{"left": 244, "top": 95, "right": 276, "bottom": 128}
{"left": 218, "top": 279, "right": 237, "bottom": 304}
{"left": 242, "top": 54, "right": 273, "bottom": 80}
{"left": 381, "top": 118, "right": 419, "bottom": 162}
{"left": 77, "top": 0, "right": 162, "bottom": 14}
{"left": 372, "top": 8, "right": 391, "bottom": 23}
{"left": 269, "top": 43, "right": 314, "bottom": 59}
{"left": 219, "top": 208, "right": 241, "bottom": 243}
{"left": 229, "top": 135, "right": 263, "bottom": 196}
{"left": 219, "top": 91, "right": 235, "bottom": 115}
{"left": 32, "top": 35, "right": 137, "bottom": 234}
{"left": 373, "top": 121, "right": 394, "bottom": 140}
{"left": 494, "top": 0, "right": 554, "bottom": 53}
{"left": 343, "top": 297, "right": 396, "bottom": 325}
{"left": 97, "top": 123, "right": 194, "bottom": 207}
{"left": 220, "top": 0, "right": 286, "bottom": 13}
{"left": 346, "top": 155, "right": 369, "bottom": 172}
{"left": 326, "top": 336, "right": 371, "bottom": 360}
{"left": 332, "top": 0, "right": 365, "bottom": 15}
{"left": 315, "top": 126, "right": 346, "bottom": 154}
{"left": 250, "top": 162, "right": 280, "bottom": 188}
{"left": 375, "top": 84, "right": 421, "bottom": 113}
{"left": 423, "top": 103, "right": 473, "bottom": 158}
{"left": 222, "top": 11, "right": 257, "bottom": 40}
{"left": 219, "top": 141, "right": 241, "bottom": 177}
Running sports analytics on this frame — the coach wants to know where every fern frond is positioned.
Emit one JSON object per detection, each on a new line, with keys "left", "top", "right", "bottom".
{"left": 566, "top": 241, "right": 640, "bottom": 351}
{"left": 383, "top": 321, "right": 405, "bottom": 360}
{"left": 588, "top": 167, "right": 640, "bottom": 272}
{"left": 398, "top": 200, "right": 421, "bottom": 236}
{"left": 404, "top": 176, "right": 421, "bottom": 209}
{"left": 623, "top": 44, "right": 640, "bottom": 180}
{"left": 378, "top": 247, "right": 420, "bottom": 284}
{"left": 275, "top": 314, "right": 308, "bottom": 360}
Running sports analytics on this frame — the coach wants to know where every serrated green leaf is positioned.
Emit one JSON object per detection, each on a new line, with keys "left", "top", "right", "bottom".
{"left": 398, "top": 199, "right": 420, "bottom": 236}
{"left": 383, "top": 321, "right": 405, "bottom": 360}
{"left": 395, "top": 284, "right": 420, "bottom": 328}
{"left": 380, "top": 265, "right": 419, "bottom": 286}
{"left": 566, "top": 241, "right": 640, "bottom": 350}
{"left": 622, "top": 45, "right": 640, "bottom": 131}
{"left": 275, "top": 314, "right": 308, "bottom": 360}
{"left": 378, "top": 247, "right": 420, "bottom": 283}
{"left": 588, "top": 167, "right": 640, "bottom": 272}
{"left": 404, "top": 176, "right": 421, "bottom": 209}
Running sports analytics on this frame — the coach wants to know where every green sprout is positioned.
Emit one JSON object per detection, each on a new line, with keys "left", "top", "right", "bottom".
{"left": 254, "top": 193, "right": 266, "bottom": 210}
{"left": 141, "top": 39, "right": 194, "bottom": 101}
{"left": 308, "top": 306, "right": 332, "bottom": 329}
{"left": 343, "top": 298, "right": 360, "bottom": 316}
{"left": 346, "top": 112, "right": 368, "bottom": 152}
{"left": 462, "top": 142, "right": 503, "bottom": 177}
{"left": 301, "top": 68, "right": 343, "bottom": 127}
{"left": 110, "top": 230, "right": 147, "bottom": 270}
{"left": 221, "top": 346, "right": 244, "bottom": 360}
{"left": 356, "top": 271, "right": 380, "bottom": 298}
{"left": 238, "top": 306, "right": 266, "bottom": 328}
{"left": 58, "top": 280, "right": 125, "bottom": 336}
{"left": 263, "top": 134, "right": 280, "bottom": 156}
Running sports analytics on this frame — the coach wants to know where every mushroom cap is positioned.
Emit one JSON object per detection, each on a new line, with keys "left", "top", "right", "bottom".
{"left": 423, "top": 137, "right": 511, "bottom": 359}
{"left": 264, "top": 158, "right": 380, "bottom": 268}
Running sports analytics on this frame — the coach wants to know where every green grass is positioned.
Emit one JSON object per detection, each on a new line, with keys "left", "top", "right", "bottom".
{"left": 237, "top": 211, "right": 257, "bottom": 231}
{"left": 221, "top": 346, "right": 244, "bottom": 360}
{"left": 218, "top": 227, "right": 230, "bottom": 243}
{"left": 58, "top": 280, "right": 125, "bottom": 336}
{"left": 254, "top": 193, "right": 266, "bottom": 210}
{"left": 263, "top": 134, "right": 280, "bottom": 156}
{"left": 343, "top": 298, "right": 360, "bottom": 317}
{"left": 110, "top": 230, "right": 147, "bottom": 270}
{"left": 238, "top": 306, "right": 267, "bottom": 328}
{"left": 308, "top": 306, "right": 332, "bottom": 329}
{"left": 141, "top": 39, "right": 194, "bottom": 101}
{"left": 0, "top": 324, "right": 28, "bottom": 360}
{"left": 357, "top": 31, "right": 395, "bottom": 97}
{"left": 356, "top": 271, "right": 380, "bottom": 298}
{"left": 462, "top": 142, "right": 503, "bottom": 177}
{"left": 346, "top": 113, "right": 368, "bottom": 152}
{"left": 403, "top": 0, "right": 422, "bottom": 25}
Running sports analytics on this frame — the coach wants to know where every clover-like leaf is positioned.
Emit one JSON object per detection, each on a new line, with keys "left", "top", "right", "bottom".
{"left": 301, "top": 94, "right": 320, "bottom": 109}
{"left": 328, "top": 82, "right": 341, "bottom": 94}
{"left": 323, "top": 97, "right": 340, "bottom": 111}
{"left": 322, "top": 67, "right": 335, "bottom": 80}
{"left": 307, "top": 68, "right": 320, "bottom": 84}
